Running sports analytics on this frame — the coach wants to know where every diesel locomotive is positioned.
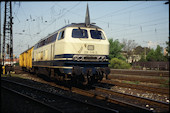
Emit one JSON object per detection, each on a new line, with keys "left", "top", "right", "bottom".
{"left": 19, "top": 4, "right": 110, "bottom": 85}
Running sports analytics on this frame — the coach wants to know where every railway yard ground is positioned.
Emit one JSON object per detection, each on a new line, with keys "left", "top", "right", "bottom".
{"left": 1, "top": 66, "right": 169, "bottom": 113}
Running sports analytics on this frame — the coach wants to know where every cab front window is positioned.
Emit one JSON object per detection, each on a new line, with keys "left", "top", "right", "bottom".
{"left": 90, "top": 30, "right": 105, "bottom": 39}
{"left": 72, "top": 29, "right": 88, "bottom": 38}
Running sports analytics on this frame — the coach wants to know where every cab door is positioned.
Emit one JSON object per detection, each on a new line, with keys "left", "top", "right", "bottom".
{"left": 51, "top": 43, "right": 55, "bottom": 60}
{"left": 55, "top": 30, "right": 65, "bottom": 56}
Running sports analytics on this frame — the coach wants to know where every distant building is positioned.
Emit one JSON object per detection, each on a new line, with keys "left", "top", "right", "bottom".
{"left": 163, "top": 48, "right": 168, "bottom": 56}
{"left": 128, "top": 54, "right": 141, "bottom": 63}
{"left": 2, "top": 58, "right": 19, "bottom": 66}
{"left": 121, "top": 50, "right": 141, "bottom": 63}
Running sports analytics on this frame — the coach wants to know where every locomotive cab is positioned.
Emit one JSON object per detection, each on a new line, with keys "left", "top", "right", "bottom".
{"left": 53, "top": 24, "right": 110, "bottom": 84}
{"left": 55, "top": 24, "right": 109, "bottom": 59}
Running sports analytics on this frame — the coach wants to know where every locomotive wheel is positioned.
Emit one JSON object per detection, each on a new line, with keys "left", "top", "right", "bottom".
{"left": 83, "top": 75, "right": 88, "bottom": 85}
{"left": 83, "top": 68, "right": 93, "bottom": 85}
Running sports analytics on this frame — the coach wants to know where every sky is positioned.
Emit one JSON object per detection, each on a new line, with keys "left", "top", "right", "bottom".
{"left": 0, "top": 1, "right": 169, "bottom": 57}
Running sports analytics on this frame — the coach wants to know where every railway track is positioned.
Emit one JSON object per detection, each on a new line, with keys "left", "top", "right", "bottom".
{"left": 110, "top": 69, "right": 169, "bottom": 77}
{"left": 2, "top": 76, "right": 154, "bottom": 113}
{"left": 1, "top": 86, "right": 62, "bottom": 113}
{"left": 6, "top": 67, "right": 169, "bottom": 113}
{"left": 108, "top": 74, "right": 169, "bottom": 85}
{"left": 70, "top": 87, "right": 154, "bottom": 113}
{"left": 1, "top": 78, "right": 118, "bottom": 113}
{"left": 101, "top": 80, "right": 169, "bottom": 95}
{"left": 92, "top": 84, "right": 169, "bottom": 113}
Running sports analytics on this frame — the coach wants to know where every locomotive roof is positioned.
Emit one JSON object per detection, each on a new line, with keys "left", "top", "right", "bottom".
{"left": 61, "top": 23, "right": 102, "bottom": 29}
{"left": 37, "top": 23, "right": 102, "bottom": 43}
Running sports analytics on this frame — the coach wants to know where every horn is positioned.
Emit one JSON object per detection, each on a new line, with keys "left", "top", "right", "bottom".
{"left": 85, "top": 3, "right": 90, "bottom": 27}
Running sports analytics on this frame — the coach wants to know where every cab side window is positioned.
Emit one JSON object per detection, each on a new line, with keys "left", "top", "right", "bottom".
{"left": 58, "top": 30, "right": 65, "bottom": 40}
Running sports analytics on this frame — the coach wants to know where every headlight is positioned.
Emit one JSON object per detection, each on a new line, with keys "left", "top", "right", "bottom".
{"left": 97, "top": 56, "right": 106, "bottom": 62}
{"left": 73, "top": 55, "right": 83, "bottom": 61}
{"left": 73, "top": 56, "right": 78, "bottom": 61}
{"left": 102, "top": 56, "right": 106, "bottom": 61}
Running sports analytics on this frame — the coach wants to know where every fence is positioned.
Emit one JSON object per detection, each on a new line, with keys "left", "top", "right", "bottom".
{"left": 132, "top": 61, "right": 169, "bottom": 70}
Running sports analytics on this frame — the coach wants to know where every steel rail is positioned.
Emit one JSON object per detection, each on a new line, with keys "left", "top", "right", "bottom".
{"left": 93, "top": 85, "right": 169, "bottom": 112}
{"left": 1, "top": 85, "right": 63, "bottom": 113}
{"left": 71, "top": 87, "right": 153, "bottom": 113}
{"left": 1, "top": 78, "right": 119, "bottom": 113}
{"left": 101, "top": 80, "right": 169, "bottom": 95}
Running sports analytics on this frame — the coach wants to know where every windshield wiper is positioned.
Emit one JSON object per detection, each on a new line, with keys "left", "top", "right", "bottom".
{"left": 95, "top": 28, "right": 102, "bottom": 39}
{"left": 78, "top": 27, "right": 85, "bottom": 37}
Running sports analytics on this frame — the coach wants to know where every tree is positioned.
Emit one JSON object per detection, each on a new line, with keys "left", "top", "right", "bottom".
{"left": 146, "top": 49, "right": 156, "bottom": 61}
{"left": 146, "top": 45, "right": 166, "bottom": 61}
{"left": 109, "top": 38, "right": 125, "bottom": 60}
{"left": 134, "top": 46, "right": 150, "bottom": 56}
{"left": 139, "top": 53, "right": 147, "bottom": 62}
{"left": 155, "top": 45, "right": 164, "bottom": 61}
{"left": 121, "top": 39, "right": 138, "bottom": 62}
{"left": 165, "top": 40, "right": 170, "bottom": 54}
{"left": 134, "top": 46, "right": 144, "bottom": 55}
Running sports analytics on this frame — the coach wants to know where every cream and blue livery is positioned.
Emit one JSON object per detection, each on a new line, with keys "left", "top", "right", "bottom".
{"left": 31, "top": 4, "right": 110, "bottom": 84}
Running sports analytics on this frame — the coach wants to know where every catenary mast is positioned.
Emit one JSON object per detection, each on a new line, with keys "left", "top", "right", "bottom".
{"left": 2, "top": 1, "right": 13, "bottom": 65}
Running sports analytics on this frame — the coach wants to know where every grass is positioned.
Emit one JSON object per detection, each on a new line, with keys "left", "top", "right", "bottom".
{"left": 1, "top": 74, "right": 26, "bottom": 79}
{"left": 122, "top": 80, "right": 140, "bottom": 85}
{"left": 160, "top": 84, "right": 169, "bottom": 88}
{"left": 160, "top": 80, "right": 169, "bottom": 88}
{"left": 1, "top": 74, "right": 8, "bottom": 77}
{"left": 121, "top": 79, "right": 169, "bottom": 88}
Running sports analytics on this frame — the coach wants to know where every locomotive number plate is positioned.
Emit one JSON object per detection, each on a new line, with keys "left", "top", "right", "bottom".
{"left": 88, "top": 45, "right": 94, "bottom": 50}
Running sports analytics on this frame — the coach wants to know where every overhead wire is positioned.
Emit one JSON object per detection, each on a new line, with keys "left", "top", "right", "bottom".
{"left": 113, "top": 27, "right": 168, "bottom": 37}
{"left": 112, "top": 18, "right": 168, "bottom": 34}
{"left": 92, "top": 2, "right": 167, "bottom": 34}
{"left": 34, "top": 2, "right": 82, "bottom": 37}
{"left": 53, "top": 2, "right": 82, "bottom": 19}
{"left": 93, "top": 1, "right": 144, "bottom": 20}
{"left": 96, "top": 15, "right": 168, "bottom": 36}
{"left": 91, "top": 4, "right": 168, "bottom": 41}
{"left": 103, "top": 2, "right": 163, "bottom": 20}
{"left": 93, "top": 3, "right": 167, "bottom": 26}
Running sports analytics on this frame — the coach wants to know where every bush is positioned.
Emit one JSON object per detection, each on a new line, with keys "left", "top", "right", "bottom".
{"left": 109, "top": 58, "right": 131, "bottom": 69}
{"left": 13, "top": 62, "right": 19, "bottom": 66}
